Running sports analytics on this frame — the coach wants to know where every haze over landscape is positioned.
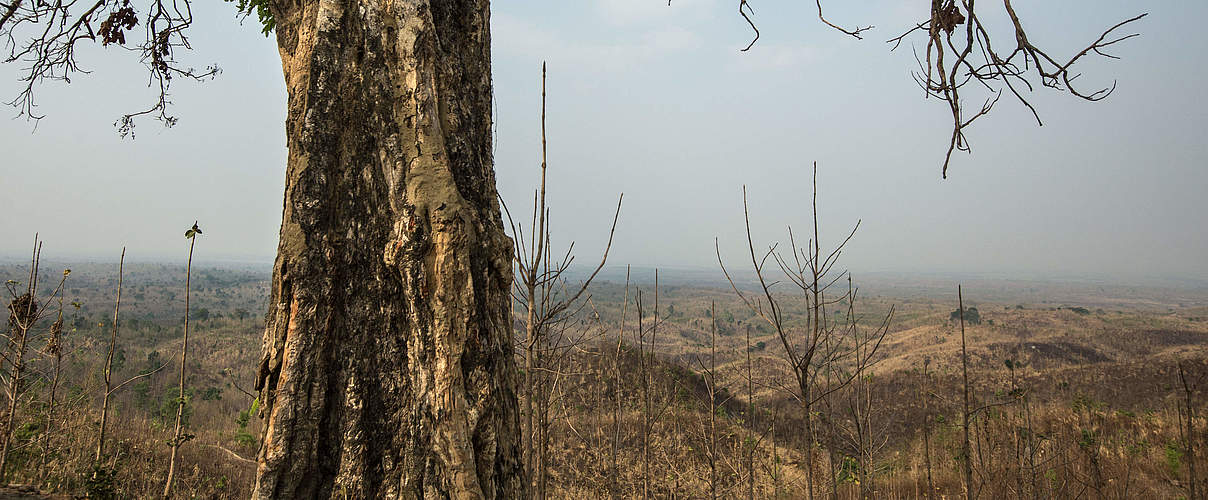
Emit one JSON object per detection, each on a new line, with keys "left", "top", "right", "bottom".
{"left": 3, "top": 0, "right": 1206, "bottom": 283}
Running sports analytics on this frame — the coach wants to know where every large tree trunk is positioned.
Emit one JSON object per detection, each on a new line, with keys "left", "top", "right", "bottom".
{"left": 252, "top": 1, "right": 523, "bottom": 498}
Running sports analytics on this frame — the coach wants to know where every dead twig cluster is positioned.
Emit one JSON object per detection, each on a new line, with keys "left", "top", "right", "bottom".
{"left": 730, "top": 2, "right": 1145, "bottom": 177}
{"left": 1, "top": 0, "right": 219, "bottom": 135}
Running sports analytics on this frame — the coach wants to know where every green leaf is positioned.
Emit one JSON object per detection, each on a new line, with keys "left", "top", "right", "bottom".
{"left": 185, "top": 229, "right": 195, "bottom": 238}
{"left": 228, "top": 0, "right": 276, "bottom": 36}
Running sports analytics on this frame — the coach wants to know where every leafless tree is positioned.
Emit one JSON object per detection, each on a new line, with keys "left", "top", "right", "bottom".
{"left": 718, "top": 163, "right": 892, "bottom": 499}
{"left": 502, "top": 63, "right": 621, "bottom": 500}
{"left": 636, "top": 281, "right": 660, "bottom": 500}
{"left": 832, "top": 276, "right": 891, "bottom": 496}
{"left": 625, "top": 273, "right": 682, "bottom": 499}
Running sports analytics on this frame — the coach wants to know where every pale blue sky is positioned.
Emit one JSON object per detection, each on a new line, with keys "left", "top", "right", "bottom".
{"left": 2, "top": 1, "right": 1205, "bottom": 282}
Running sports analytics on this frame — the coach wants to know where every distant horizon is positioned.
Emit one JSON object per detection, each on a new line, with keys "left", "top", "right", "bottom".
{"left": 3, "top": 253, "right": 1205, "bottom": 290}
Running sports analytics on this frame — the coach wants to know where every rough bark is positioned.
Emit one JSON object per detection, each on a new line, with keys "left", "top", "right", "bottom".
{"left": 252, "top": 0, "right": 522, "bottom": 498}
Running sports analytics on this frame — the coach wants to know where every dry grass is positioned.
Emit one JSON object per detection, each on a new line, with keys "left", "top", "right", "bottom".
{"left": 3, "top": 264, "right": 1208, "bottom": 498}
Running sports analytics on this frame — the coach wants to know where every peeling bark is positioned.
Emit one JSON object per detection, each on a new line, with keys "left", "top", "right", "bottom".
{"left": 253, "top": 1, "right": 522, "bottom": 497}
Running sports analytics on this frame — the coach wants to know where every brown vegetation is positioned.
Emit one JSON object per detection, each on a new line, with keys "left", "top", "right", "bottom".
{"left": 0, "top": 256, "right": 1206, "bottom": 497}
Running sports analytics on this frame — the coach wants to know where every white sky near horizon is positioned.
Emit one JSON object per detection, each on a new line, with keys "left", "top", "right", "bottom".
{"left": 1, "top": 1, "right": 1206, "bottom": 283}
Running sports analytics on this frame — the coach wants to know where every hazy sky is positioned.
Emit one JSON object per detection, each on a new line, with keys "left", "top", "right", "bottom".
{"left": 2, "top": 1, "right": 1205, "bottom": 282}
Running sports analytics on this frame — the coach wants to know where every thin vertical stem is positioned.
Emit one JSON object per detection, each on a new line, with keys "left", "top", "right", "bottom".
{"left": 1010, "top": 363, "right": 1024, "bottom": 499}
{"left": 922, "top": 360, "right": 935, "bottom": 499}
{"left": 1023, "top": 369, "right": 1038, "bottom": 500}
{"left": 709, "top": 300, "right": 717, "bottom": 500}
{"left": 164, "top": 230, "right": 198, "bottom": 498}
{"left": 95, "top": 248, "right": 125, "bottom": 463}
{"left": 746, "top": 324, "right": 754, "bottom": 500}
{"left": 771, "top": 409, "right": 780, "bottom": 497}
{"left": 613, "top": 266, "right": 630, "bottom": 476}
{"left": 959, "top": 285, "right": 974, "bottom": 500}
{"left": 532, "top": 61, "right": 548, "bottom": 277}
{"left": 39, "top": 275, "right": 67, "bottom": 483}
{"left": 637, "top": 290, "right": 648, "bottom": 500}
{"left": 1182, "top": 362, "right": 1199, "bottom": 500}
{"left": 806, "top": 161, "right": 821, "bottom": 500}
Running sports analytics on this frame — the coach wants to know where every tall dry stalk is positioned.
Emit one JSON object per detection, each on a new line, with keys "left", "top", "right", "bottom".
{"left": 958, "top": 285, "right": 974, "bottom": 500}
{"left": 921, "top": 358, "right": 935, "bottom": 499}
{"left": 632, "top": 273, "right": 669, "bottom": 499}
{"left": 770, "top": 408, "right": 780, "bottom": 497}
{"left": 38, "top": 270, "right": 69, "bottom": 482}
{"left": 637, "top": 289, "right": 649, "bottom": 499}
{"left": 94, "top": 248, "right": 126, "bottom": 463}
{"left": 1005, "top": 358, "right": 1027, "bottom": 499}
{"left": 823, "top": 360, "right": 840, "bottom": 500}
{"left": 652, "top": 270, "right": 659, "bottom": 498}
{"left": 164, "top": 221, "right": 201, "bottom": 498}
{"left": 745, "top": 324, "right": 754, "bottom": 500}
{"left": 708, "top": 301, "right": 718, "bottom": 500}
{"left": 1020, "top": 360, "right": 1038, "bottom": 500}
{"left": 692, "top": 300, "right": 723, "bottom": 500}
{"left": 1181, "top": 361, "right": 1199, "bottom": 500}
{"left": 612, "top": 266, "right": 630, "bottom": 475}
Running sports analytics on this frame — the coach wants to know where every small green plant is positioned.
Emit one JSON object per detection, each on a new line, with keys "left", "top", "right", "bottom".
{"left": 234, "top": 399, "right": 260, "bottom": 447}
{"left": 837, "top": 456, "right": 861, "bottom": 484}
{"left": 1078, "top": 428, "right": 1098, "bottom": 449}
{"left": 1166, "top": 441, "right": 1185, "bottom": 475}
{"left": 200, "top": 386, "right": 223, "bottom": 401}
{"left": 154, "top": 387, "right": 193, "bottom": 428}
{"left": 949, "top": 306, "right": 980, "bottom": 325}
{"left": 84, "top": 464, "right": 118, "bottom": 500}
